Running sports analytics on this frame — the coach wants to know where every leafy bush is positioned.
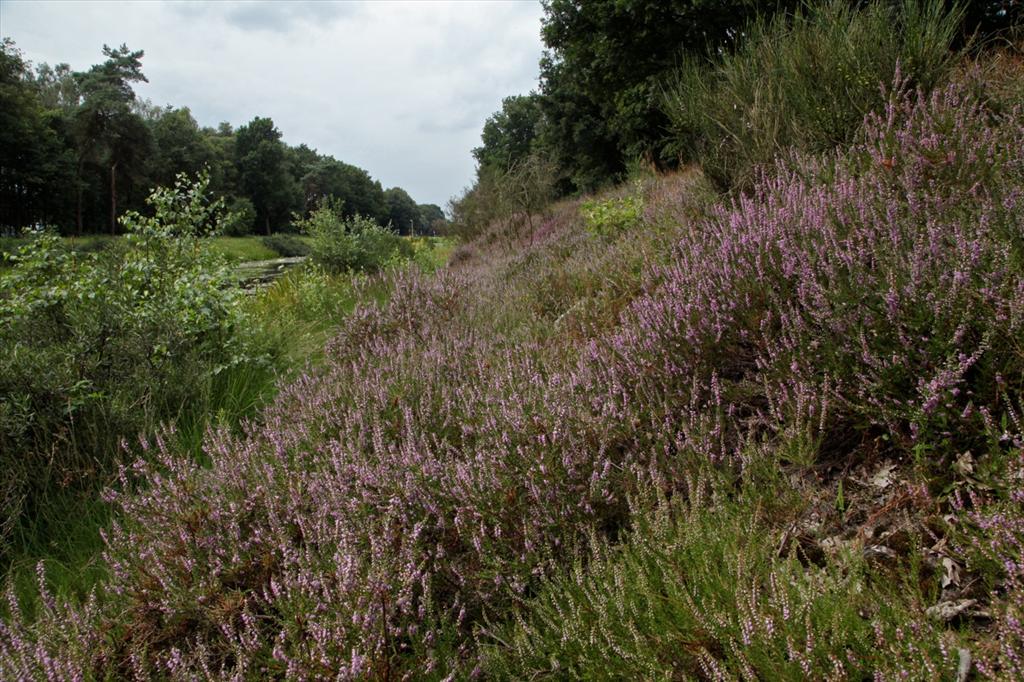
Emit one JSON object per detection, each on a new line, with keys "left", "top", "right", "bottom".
{"left": 0, "top": 173, "right": 260, "bottom": 558}
{"left": 299, "top": 199, "right": 411, "bottom": 273}
{"left": 664, "top": 0, "right": 962, "bottom": 189}
{"left": 581, "top": 187, "right": 644, "bottom": 240}
{"left": 261, "top": 233, "right": 311, "bottom": 258}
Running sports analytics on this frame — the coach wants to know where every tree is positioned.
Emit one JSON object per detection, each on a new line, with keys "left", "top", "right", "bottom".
{"left": 287, "top": 143, "right": 322, "bottom": 216}
{"left": 71, "top": 44, "right": 151, "bottom": 234}
{"left": 33, "top": 61, "right": 78, "bottom": 113}
{"left": 296, "top": 155, "right": 388, "bottom": 225}
{"left": 498, "top": 153, "right": 557, "bottom": 246}
{"left": 235, "top": 116, "right": 296, "bottom": 234}
{"left": 417, "top": 203, "right": 445, "bottom": 235}
{"left": 537, "top": 0, "right": 799, "bottom": 191}
{"left": 149, "top": 107, "right": 213, "bottom": 191}
{"left": 202, "top": 122, "right": 239, "bottom": 201}
{"left": 0, "top": 39, "right": 74, "bottom": 230}
{"left": 384, "top": 186, "right": 419, "bottom": 235}
{"left": 473, "top": 94, "right": 543, "bottom": 175}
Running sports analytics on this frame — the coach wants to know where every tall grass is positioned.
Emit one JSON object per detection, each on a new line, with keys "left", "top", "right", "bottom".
{"left": 664, "top": 0, "right": 963, "bottom": 189}
{"left": 481, "top": 474, "right": 951, "bottom": 680}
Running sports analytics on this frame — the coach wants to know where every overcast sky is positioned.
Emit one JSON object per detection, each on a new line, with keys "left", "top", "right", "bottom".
{"left": 0, "top": 0, "right": 546, "bottom": 207}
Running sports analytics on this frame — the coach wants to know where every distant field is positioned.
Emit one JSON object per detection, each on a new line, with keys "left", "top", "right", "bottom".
{"left": 0, "top": 234, "right": 320, "bottom": 269}
{"left": 1, "top": 234, "right": 453, "bottom": 270}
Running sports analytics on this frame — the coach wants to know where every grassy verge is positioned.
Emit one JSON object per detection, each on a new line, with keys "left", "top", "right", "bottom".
{"left": 209, "top": 236, "right": 279, "bottom": 262}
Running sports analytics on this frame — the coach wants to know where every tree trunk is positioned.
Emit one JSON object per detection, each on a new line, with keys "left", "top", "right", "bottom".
{"left": 265, "top": 213, "right": 271, "bottom": 236}
{"left": 109, "top": 161, "right": 118, "bottom": 235}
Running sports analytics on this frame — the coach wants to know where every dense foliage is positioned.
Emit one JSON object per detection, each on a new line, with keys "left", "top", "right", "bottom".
{"left": 536, "top": 0, "right": 809, "bottom": 191}
{"left": 0, "top": 173, "right": 263, "bottom": 560}
{"left": 665, "top": 0, "right": 962, "bottom": 189}
{"left": 300, "top": 199, "right": 413, "bottom": 274}
{"left": 461, "top": 0, "right": 1022, "bottom": 202}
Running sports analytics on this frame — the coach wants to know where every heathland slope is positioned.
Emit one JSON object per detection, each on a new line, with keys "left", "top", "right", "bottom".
{"left": 3, "top": 69, "right": 1024, "bottom": 679}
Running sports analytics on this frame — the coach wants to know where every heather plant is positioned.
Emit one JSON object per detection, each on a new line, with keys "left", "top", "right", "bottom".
{"left": 2, "top": 75, "right": 1023, "bottom": 680}
{"left": 664, "top": 0, "right": 963, "bottom": 189}
{"left": 609, "top": 77, "right": 1024, "bottom": 471}
{"left": 480, "top": 477, "right": 955, "bottom": 680}
{"left": 0, "top": 181, "right": 706, "bottom": 678}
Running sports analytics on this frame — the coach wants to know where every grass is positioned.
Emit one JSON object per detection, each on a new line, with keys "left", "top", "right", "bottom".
{"left": 480, "top": 471, "right": 950, "bottom": 680}
{"left": 209, "top": 236, "right": 280, "bottom": 262}
{"left": 664, "top": 0, "right": 962, "bottom": 189}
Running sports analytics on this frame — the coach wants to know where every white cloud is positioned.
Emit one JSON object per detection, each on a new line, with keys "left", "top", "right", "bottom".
{"left": 0, "top": 0, "right": 545, "bottom": 206}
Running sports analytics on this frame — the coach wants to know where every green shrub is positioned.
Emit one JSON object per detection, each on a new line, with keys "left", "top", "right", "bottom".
{"left": 664, "top": 0, "right": 962, "bottom": 189}
{"left": 0, "top": 172, "right": 262, "bottom": 558}
{"left": 581, "top": 188, "right": 644, "bottom": 240}
{"left": 299, "top": 199, "right": 411, "bottom": 273}
{"left": 261, "top": 233, "right": 311, "bottom": 258}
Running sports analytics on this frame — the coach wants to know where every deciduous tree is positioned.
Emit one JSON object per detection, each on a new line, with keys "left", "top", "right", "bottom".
{"left": 235, "top": 116, "right": 296, "bottom": 234}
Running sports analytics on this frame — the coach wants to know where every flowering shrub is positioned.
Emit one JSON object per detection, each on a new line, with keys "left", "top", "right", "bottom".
{"left": 605, "top": 77, "right": 1024, "bottom": 468}
{"left": 1, "top": 79, "right": 1022, "bottom": 679}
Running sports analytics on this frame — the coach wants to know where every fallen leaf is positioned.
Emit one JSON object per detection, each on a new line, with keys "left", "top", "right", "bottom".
{"left": 954, "top": 452, "right": 975, "bottom": 477}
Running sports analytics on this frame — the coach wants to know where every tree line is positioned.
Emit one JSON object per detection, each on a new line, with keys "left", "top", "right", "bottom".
{"left": 0, "top": 40, "right": 445, "bottom": 236}
{"left": 457, "top": 0, "right": 1021, "bottom": 219}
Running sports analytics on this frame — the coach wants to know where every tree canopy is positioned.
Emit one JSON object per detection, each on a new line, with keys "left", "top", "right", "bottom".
{"left": 0, "top": 39, "right": 73, "bottom": 230}
{"left": 0, "top": 40, "right": 431, "bottom": 235}
{"left": 536, "top": 0, "right": 800, "bottom": 191}
{"left": 472, "top": 94, "right": 543, "bottom": 175}
{"left": 235, "top": 117, "right": 296, "bottom": 234}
